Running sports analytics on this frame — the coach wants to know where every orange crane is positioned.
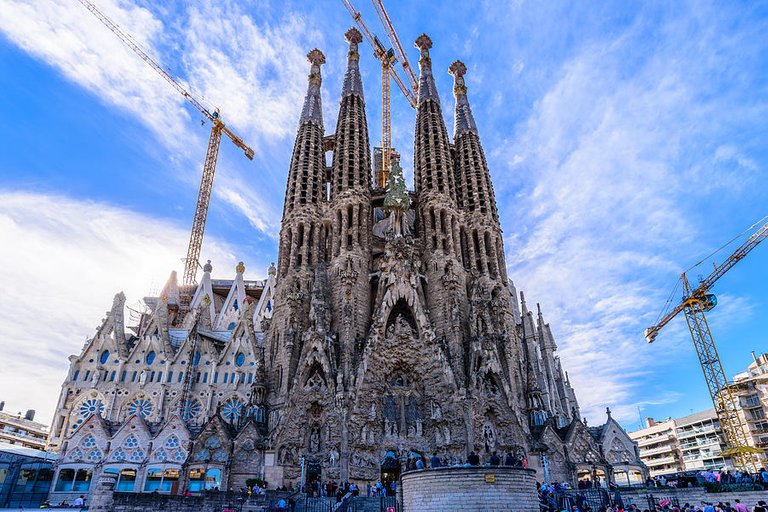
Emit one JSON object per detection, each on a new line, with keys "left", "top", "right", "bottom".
{"left": 78, "top": 0, "right": 254, "bottom": 292}
{"left": 342, "top": 0, "right": 417, "bottom": 188}
{"left": 645, "top": 216, "right": 768, "bottom": 471}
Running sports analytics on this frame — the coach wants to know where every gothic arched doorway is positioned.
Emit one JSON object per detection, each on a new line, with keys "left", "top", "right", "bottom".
{"left": 380, "top": 451, "right": 400, "bottom": 489}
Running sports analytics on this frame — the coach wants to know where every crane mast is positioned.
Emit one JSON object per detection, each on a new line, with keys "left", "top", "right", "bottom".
{"left": 342, "top": 0, "right": 416, "bottom": 188}
{"left": 79, "top": 0, "right": 255, "bottom": 295}
{"left": 645, "top": 217, "right": 768, "bottom": 471}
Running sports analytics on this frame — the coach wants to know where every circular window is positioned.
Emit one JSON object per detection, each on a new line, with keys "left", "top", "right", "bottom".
{"left": 235, "top": 353, "right": 245, "bottom": 367}
{"left": 127, "top": 399, "right": 154, "bottom": 419}
{"left": 146, "top": 351, "right": 156, "bottom": 365}
{"left": 221, "top": 399, "right": 244, "bottom": 422}
{"left": 99, "top": 350, "right": 110, "bottom": 364}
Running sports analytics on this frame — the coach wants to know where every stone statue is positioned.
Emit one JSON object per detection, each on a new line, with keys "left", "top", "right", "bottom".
{"left": 138, "top": 370, "right": 147, "bottom": 387}
{"left": 431, "top": 400, "right": 443, "bottom": 420}
{"left": 90, "top": 370, "right": 100, "bottom": 387}
{"left": 309, "top": 428, "right": 320, "bottom": 453}
{"left": 329, "top": 448, "right": 339, "bottom": 466}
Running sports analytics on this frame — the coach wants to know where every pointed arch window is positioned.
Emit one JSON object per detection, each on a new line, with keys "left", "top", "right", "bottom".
{"left": 235, "top": 353, "right": 245, "bottom": 367}
{"left": 146, "top": 351, "right": 156, "bottom": 365}
{"left": 99, "top": 350, "right": 110, "bottom": 364}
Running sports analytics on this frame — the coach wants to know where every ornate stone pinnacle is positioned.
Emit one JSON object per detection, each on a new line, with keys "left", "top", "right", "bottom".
{"left": 236, "top": 261, "right": 245, "bottom": 274}
{"left": 345, "top": 27, "right": 362, "bottom": 45}
{"left": 307, "top": 48, "right": 326, "bottom": 66}
{"left": 415, "top": 33, "right": 432, "bottom": 51}
{"left": 203, "top": 260, "right": 213, "bottom": 273}
{"left": 448, "top": 60, "right": 467, "bottom": 78}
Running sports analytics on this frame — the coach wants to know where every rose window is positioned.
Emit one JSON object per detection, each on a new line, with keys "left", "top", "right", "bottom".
{"left": 221, "top": 399, "right": 244, "bottom": 422}
{"left": 79, "top": 399, "right": 104, "bottom": 418}
{"left": 128, "top": 399, "right": 154, "bottom": 419}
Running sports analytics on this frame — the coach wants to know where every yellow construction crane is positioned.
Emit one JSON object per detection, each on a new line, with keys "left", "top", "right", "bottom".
{"left": 645, "top": 216, "right": 768, "bottom": 471}
{"left": 79, "top": 0, "right": 254, "bottom": 292}
{"left": 342, "top": 0, "right": 417, "bottom": 188}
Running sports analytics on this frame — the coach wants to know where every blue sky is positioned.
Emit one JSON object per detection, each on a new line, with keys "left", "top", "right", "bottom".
{"left": 0, "top": 0, "right": 766, "bottom": 431}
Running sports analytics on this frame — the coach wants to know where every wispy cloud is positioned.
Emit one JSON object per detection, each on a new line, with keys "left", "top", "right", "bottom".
{"left": 491, "top": 3, "right": 768, "bottom": 424}
{"left": 0, "top": 0, "right": 324, "bottom": 237}
{"left": 0, "top": 190, "right": 266, "bottom": 423}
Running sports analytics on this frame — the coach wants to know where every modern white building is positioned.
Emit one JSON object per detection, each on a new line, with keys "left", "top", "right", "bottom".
{"left": 0, "top": 404, "right": 49, "bottom": 451}
{"left": 629, "top": 418, "right": 683, "bottom": 478}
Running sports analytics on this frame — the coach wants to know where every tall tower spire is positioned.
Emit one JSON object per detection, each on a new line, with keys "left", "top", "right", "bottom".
{"left": 413, "top": 34, "right": 456, "bottom": 202}
{"left": 269, "top": 48, "right": 328, "bottom": 406}
{"left": 328, "top": 28, "right": 372, "bottom": 390}
{"left": 449, "top": 60, "right": 506, "bottom": 282}
{"left": 277, "top": 49, "right": 327, "bottom": 276}
{"left": 412, "top": 34, "right": 467, "bottom": 387}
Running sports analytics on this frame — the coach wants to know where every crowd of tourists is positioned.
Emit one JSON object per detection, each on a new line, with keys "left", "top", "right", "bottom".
{"left": 541, "top": 501, "right": 768, "bottom": 512}
{"left": 538, "top": 479, "right": 768, "bottom": 512}
{"left": 401, "top": 449, "right": 528, "bottom": 469}
{"left": 647, "top": 469, "right": 768, "bottom": 489}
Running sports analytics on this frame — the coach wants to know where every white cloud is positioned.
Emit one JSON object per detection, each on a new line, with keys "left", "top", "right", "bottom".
{"left": 0, "top": 0, "right": 193, "bottom": 150}
{"left": 0, "top": 0, "right": 323, "bottom": 237}
{"left": 0, "top": 190, "right": 265, "bottom": 424}
{"left": 495, "top": 10, "right": 766, "bottom": 425}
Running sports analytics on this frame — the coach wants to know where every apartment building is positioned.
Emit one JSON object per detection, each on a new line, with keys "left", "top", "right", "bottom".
{"left": 675, "top": 410, "right": 732, "bottom": 471}
{"left": 730, "top": 352, "right": 768, "bottom": 463}
{"left": 629, "top": 418, "right": 683, "bottom": 478}
{"left": 0, "top": 403, "right": 49, "bottom": 451}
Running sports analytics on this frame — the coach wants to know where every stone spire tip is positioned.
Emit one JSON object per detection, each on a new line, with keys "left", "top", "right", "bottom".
{"left": 345, "top": 27, "right": 362, "bottom": 45}
{"left": 448, "top": 60, "right": 467, "bottom": 78}
{"left": 307, "top": 48, "right": 326, "bottom": 66}
{"left": 415, "top": 33, "right": 433, "bottom": 51}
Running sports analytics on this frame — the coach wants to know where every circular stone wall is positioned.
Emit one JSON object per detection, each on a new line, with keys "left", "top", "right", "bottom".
{"left": 401, "top": 466, "right": 539, "bottom": 512}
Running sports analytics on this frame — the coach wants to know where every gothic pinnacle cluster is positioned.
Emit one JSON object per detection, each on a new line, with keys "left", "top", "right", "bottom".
{"left": 47, "top": 29, "right": 647, "bottom": 501}
{"left": 265, "top": 30, "right": 584, "bottom": 484}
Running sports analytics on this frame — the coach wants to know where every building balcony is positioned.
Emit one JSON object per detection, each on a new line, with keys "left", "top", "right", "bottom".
{"left": 644, "top": 456, "right": 679, "bottom": 467}
{"left": 636, "top": 434, "right": 675, "bottom": 448}
{"left": 677, "top": 427, "right": 717, "bottom": 439}
{"left": 641, "top": 445, "right": 679, "bottom": 457}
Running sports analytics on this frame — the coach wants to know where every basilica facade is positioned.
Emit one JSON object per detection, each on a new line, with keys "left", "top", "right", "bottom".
{"left": 46, "top": 29, "right": 645, "bottom": 501}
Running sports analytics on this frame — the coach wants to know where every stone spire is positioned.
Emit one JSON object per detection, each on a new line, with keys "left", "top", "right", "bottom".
{"left": 328, "top": 29, "right": 372, "bottom": 396}
{"left": 449, "top": 60, "right": 505, "bottom": 280}
{"left": 331, "top": 29, "right": 371, "bottom": 196}
{"left": 341, "top": 28, "right": 364, "bottom": 99}
{"left": 300, "top": 49, "right": 326, "bottom": 127}
{"left": 415, "top": 34, "right": 439, "bottom": 105}
{"left": 413, "top": 34, "right": 455, "bottom": 200}
{"left": 278, "top": 49, "right": 327, "bottom": 274}
{"left": 448, "top": 60, "right": 477, "bottom": 136}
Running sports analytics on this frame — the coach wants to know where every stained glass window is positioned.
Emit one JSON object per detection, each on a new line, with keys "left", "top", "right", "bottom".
{"left": 79, "top": 399, "right": 104, "bottom": 418}
{"left": 99, "top": 350, "right": 110, "bottom": 364}
{"left": 146, "top": 351, "right": 156, "bottom": 365}
{"left": 182, "top": 399, "right": 202, "bottom": 421}
{"left": 127, "top": 399, "right": 153, "bottom": 419}
{"left": 221, "top": 399, "right": 244, "bottom": 422}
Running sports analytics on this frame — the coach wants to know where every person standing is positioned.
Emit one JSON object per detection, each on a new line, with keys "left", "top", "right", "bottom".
{"left": 430, "top": 452, "right": 442, "bottom": 468}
